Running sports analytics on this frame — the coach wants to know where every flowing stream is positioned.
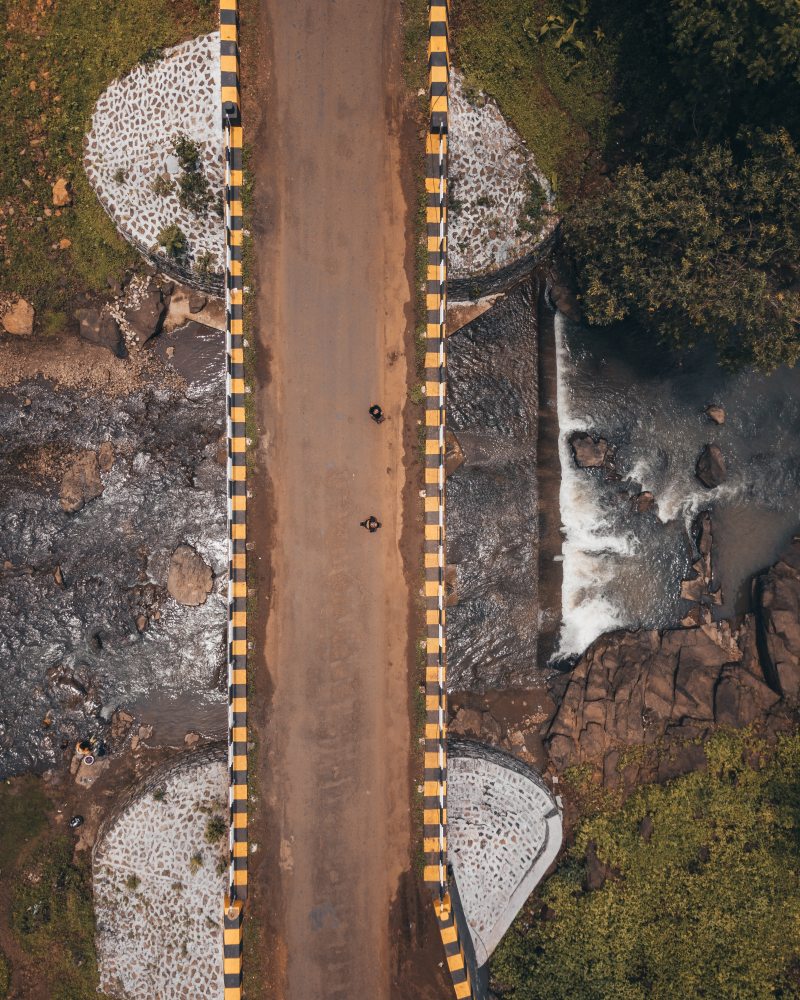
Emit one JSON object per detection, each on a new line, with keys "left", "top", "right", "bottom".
{"left": 555, "top": 312, "right": 800, "bottom": 660}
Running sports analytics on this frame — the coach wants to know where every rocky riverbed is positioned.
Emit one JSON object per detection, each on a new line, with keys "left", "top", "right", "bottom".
{"left": 0, "top": 287, "right": 227, "bottom": 777}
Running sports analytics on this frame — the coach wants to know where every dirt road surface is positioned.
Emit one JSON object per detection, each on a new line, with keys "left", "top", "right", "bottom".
{"left": 248, "top": 1, "right": 422, "bottom": 997}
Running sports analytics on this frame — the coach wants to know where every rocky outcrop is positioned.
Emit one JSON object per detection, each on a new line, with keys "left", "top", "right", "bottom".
{"left": 75, "top": 307, "right": 127, "bottom": 358}
{"left": 546, "top": 539, "right": 800, "bottom": 789}
{"left": 52, "top": 177, "right": 73, "bottom": 207}
{"left": 705, "top": 404, "right": 725, "bottom": 425}
{"left": 124, "top": 280, "right": 168, "bottom": 348}
{"left": 695, "top": 443, "right": 727, "bottom": 488}
{"left": 679, "top": 511, "right": 721, "bottom": 622}
{"left": 569, "top": 432, "right": 617, "bottom": 474}
{"left": 167, "top": 544, "right": 213, "bottom": 606}
{"left": 60, "top": 450, "right": 104, "bottom": 513}
{"left": 2, "top": 298, "right": 35, "bottom": 336}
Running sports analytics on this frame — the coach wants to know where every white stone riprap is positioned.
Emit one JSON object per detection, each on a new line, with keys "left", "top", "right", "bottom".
{"left": 93, "top": 749, "right": 228, "bottom": 999}
{"left": 84, "top": 34, "right": 224, "bottom": 279}
{"left": 448, "top": 70, "right": 555, "bottom": 279}
{"left": 448, "top": 744, "right": 562, "bottom": 966}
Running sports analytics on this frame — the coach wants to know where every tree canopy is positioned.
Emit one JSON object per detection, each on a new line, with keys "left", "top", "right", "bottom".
{"left": 491, "top": 731, "right": 800, "bottom": 999}
{"left": 564, "top": 0, "right": 800, "bottom": 369}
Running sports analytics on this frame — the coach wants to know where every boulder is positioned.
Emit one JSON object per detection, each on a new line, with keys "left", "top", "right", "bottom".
{"left": 632, "top": 491, "right": 655, "bottom": 514}
{"left": 75, "top": 307, "right": 127, "bottom": 358}
{"left": 2, "top": 297, "right": 35, "bottom": 336}
{"left": 188, "top": 292, "right": 207, "bottom": 314}
{"left": 570, "top": 432, "right": 611, "bottom": 469}
{"left": 60, "top": 451, "right": 103, "bottom": 513}
{"left": 167, "top": 545, "right": 213, "bottom": 606}
{"left": 52, "top": 177, "right": 72, "bottom": 207}
{"left": 124, "top": 281, "right": 167, "bottom": 347}
{"left": 705, "top": 404, "right": 725, "bottom": 425}
{"left": 695, "top": 444, "right": 727, "bottom": 488}
{"left": 449, "top": 707, "right": 484, "bottom": 737}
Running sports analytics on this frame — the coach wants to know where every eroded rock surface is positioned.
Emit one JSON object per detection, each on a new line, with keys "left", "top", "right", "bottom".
{"left": 168, "top": 545, "right": 213, "bottom": 607}
{"left": 546, "top": 538, "right": 800, "bottom": 788}
{"left": 60, "top": 450, "right": 104, "bottom": 513}
{"left": 696, "top": 443, "right": 727, "bottom": 488}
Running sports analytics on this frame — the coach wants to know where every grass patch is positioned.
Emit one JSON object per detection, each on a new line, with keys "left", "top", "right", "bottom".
{"left": 0, "top": 0, "right": 217, "bottom": 327}
{"left": 5, "top": 809, "right": 113, "bottom": 1000}
{"left": 492, "top": 729, "right": 800, "bottom": 999}
{"left": 451, "top": 0, "right": 615, "bottom": 202}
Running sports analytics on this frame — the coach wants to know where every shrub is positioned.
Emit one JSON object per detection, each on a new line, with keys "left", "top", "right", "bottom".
{"left": 177, "top": 169, "right": 212, "bottom": 215}
{"left": 151, "top": 174, "right": 173, "bottom": 198}
{"left": 112, "top": 167, "right": 127, "bottom": 185}
{"left": 152, "top": 786, "right": 166, "bottom": 802}
{"left": 189, "top": 852, "right": 203, "bottom": 874}
{"left": 0, "top": 951, "right": 10, "bottom": 998}
{"left": 171, "top": 133, "right": 201, "bottom": 174}
{"left": 156, "top": 225, "right": 187, "bottom": 260}
{"left": 125, "top": 874, "right": 140, "bottom": 891}
{"left": 204, "top": 815, "right": 227, "bottom": 844}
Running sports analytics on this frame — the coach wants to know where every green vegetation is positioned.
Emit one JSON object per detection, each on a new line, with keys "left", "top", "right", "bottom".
{"left": 0, "top": 779, "right": 112, "bottom": 1000}
{"left": 205, "top": 815, "right": 227, "bottom": 844}
{"left": 172, "top": 133, "right": 214, "bottom": 215}
{"left": 157, "top": 224, "right": 188, "bottom": 259}
{"left": 0, "top": 0, "right": 216, "bottom": 325}
{"left": 492, "top": 730, "right": 800, "bottom": 999}
{"left": 451, "top": 0, "right": 615, "bottom": 200}
{"left": 189, "top": 851, "right": 204, "bottom": 874}
{"left": 125, "top": 873, "right": 141, "bottom": 891}
{"left": 0, "top": 952, "right": 9, "bottom": 998}
{"left": 456, "top": 0, "right": 800, "bottom": 369}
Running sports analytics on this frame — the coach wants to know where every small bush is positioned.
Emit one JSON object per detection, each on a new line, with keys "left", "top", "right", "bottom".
{"left": 194, "top": 250, "right": 217, "bottom": 277}
{"left": 177, "top": 169, "right": 212, "bottom": 215}
{"left": 517, "top": 174, "right": 547, "bottom": 234}
{"left": 0, "top": 951, "right": 11, "bottom": 998}
{"left": 140, "top": 46, "right": 164, "bottom": 66}
{"left": 112, "top": 167, "right": 127, "bottom": 185}
{"left": 152, "top": 786, "right": 166, "bottom": 802}
{"left": 171, "top": 134, "right": 201, "bottom": 174}
{"left": 216, "top": 857, "right": 228, "bottom": 877}
{"left": 125, "top": 874, "right": 140, "bottom": 891}
{"left": 204, "top": 815, "right": 227, "bottom": 844}
{"left": 156, "top": 225, "right": 187, "bottom": 260}
{"left": 189, "top": 852, "right": 203, "bottom": 874}
{"left": 151, "top": 174, "right": 173, "bottom": 198}
{"left": 408, "top": 383, "right": 424, "bottom": 406}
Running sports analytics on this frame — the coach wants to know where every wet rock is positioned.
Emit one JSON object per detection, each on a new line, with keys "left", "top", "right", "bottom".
{"left": 569, "top": 432, "right": 611, "bottom": 469}
{"left": 167, "top": 544, "right": 213, "bottom": 606}
{"left": 545, "top": 543, "right": 800, "bottom": 787}
{"left": 60, "top": 450, "right": 103, "bottom": 513}
{"left": 2, "top": 297, "right": 35, "bottom": 336}
{"left": 705, "top": 404, "right": 725, "bottom": 425}
{"left": 53, "top": 565, "right": 65, "bottom": 587}
{"left": 548, "top": 277, "right": 582, "bottom": 324}
{"left": 124, "top": 281, "right": 167, "bottom": 347}
{"left": 632, "top": 491, "right": 655, "bottom": 514}
{"left": 695, "top": 443, "right": 727, "bottom": 488}
{"left": 188, "top": 292, "right": 207, "bottom": 314}
{"left": 449, "top": 707, "right": 484, "bottom": 738}
{"left": 679, "top": 576, "right": 706, "bottom": 602}
{"left": 52, "top": 177, "right": 73, "bottom": 207}
{"left": 184, "top": 731, "right": 200, "bottom": 746}
{"left": 110, "top": 709, "right": 134, "bottom": 741}
{"left": 75, "top": 307, "right": 127, "bottom": 358}
{"left": 97, "top": 441, "right": 115, "bottom": 473}
{"left": 584, "top": 841, "right": 614, "bottom": 891}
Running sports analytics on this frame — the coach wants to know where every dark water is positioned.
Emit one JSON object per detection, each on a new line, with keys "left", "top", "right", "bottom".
{"left": 0, "top": 330, "right": 227, "bottom": 777}
{"left": 446, "top": 280, "right": 539, "bottom": 692}
{"left": 555, "top": 313, "right": 800, "bottom": 657}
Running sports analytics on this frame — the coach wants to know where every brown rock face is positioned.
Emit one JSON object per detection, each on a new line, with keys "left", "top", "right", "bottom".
{"left": 60, "top": 451, "right": 103, "bottom": 513}
{"left": 705, "top": 404, "right": 725, "bottom": 425}
{"left": 2, "top": 298, "right": 35, "bottom": 336}
{"left": 570, "top": 432, "right": 612, "bottom": 469}
{"left": 167, "top": 545, "right": 213, "bottom": 606}
{"left": 545, "top": 539, "right": 800, "bottom": 788}
{"left": 695, "top": 443, "right": 727, "bottom": 488}
{"left": 75, "top": 307, "right": 127, "bottom": 358}
{"left": 124, "top": 281, "right": 168, "bottom": 347}
{"left": 52, "top": 177, "right": 73, "bottom": 207}
{"left": 632, "top": 491, "right": 655, "bottom": 514}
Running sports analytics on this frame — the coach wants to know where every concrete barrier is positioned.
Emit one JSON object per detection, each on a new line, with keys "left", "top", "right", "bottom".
{"left": 422, "top": 4, "right": 480, "bottom": 998}
{"left": 220, "top": 1, "right": 247, "bottom": 997}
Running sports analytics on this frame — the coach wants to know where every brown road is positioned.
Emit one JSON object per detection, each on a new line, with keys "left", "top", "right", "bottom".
{"left": 249, "top": 1, "right": 416, "bottom": 998}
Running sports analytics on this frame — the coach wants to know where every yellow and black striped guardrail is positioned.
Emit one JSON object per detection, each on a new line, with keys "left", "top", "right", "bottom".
{"left": 423, "top": 3, "right": 478, "bottom": 998}
{"left": 220, "top": 1, "right": 247, "bottom": 998}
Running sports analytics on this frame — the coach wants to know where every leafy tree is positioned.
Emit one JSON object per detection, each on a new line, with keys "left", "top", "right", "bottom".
{"left": 564, "top": 131, "right": 800, "bottom": 370}
{"left": 156, "top": 224, "right": 187, "bottom": 260}
{"left": 491, "top": 730, "right": 800, "bottom": 1000}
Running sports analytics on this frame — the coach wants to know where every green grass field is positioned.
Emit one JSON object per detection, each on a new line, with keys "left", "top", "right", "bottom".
{"left": 0, "top": 0, "right": 216, "bottom": 325}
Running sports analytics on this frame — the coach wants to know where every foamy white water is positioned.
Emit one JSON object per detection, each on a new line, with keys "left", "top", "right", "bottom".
{"left": 553, "top": 313, "right": 637, "bottom": 659}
